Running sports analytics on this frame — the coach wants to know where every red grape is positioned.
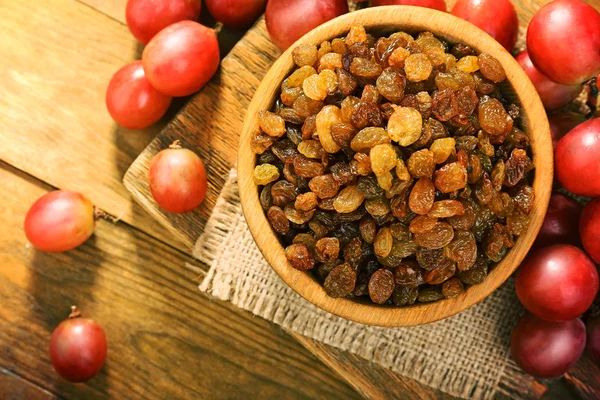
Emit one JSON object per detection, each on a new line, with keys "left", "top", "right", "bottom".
{"left": 450, "top": 0, "right": 518, "bottom": 51}
{"left": 206, "top": 0, "right": 266, "bottom": 29}
{"left": 527, "top": 0, "right": 600, "bottom": 85}
{"left": 50, "top": 307, "right": 107, "bottom": 382}
{"left": 580, "top": 198, "right": 600, "bottom": 264}
{"left": 534, "top": 193, "right": 582, "bottom": 248}
{"left": 265, "top": 0, "right": 348, "bottom": 50}
{"left": 106, "top": 61, "right": 172, "bottom": 130}
{"left": 142, "top": 21, "right": 220, "bottom": 97}
{"left": 515, "top": 51, "right": 581, "bottom": 111}
{"left": 25, "top": 191, "right": 95, "bottom": 253}
{"left": 588, "top": 316, "right": 600, "bottom": 365}
{"left": 511, "top": 314, "right": 586, "bottom": 378}
{"left": 555, "top": 118, "right": 600, "bottom": 197}
{"left": 372, "top": 0, "right": 446, "bottom": 12}
{"left": 549, "top": 112, "right": 586, "bottom": 149}
{"left": 149, "top": 141, "right": 207, "bottom": 213}
{"left": 126, "top": 0, "right": 202, "bottom": 45}
{"left": 516, "top": 245, "right": 599, "bottom": 322}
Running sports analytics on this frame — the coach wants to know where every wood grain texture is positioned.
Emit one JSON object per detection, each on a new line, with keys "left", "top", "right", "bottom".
{"left": 238, "top": 6, "right": 552, "bottom": 327}
{"left": 292, "top": 334, "right": 456, "bottom": 400}
{"left": 0, "top": 161, "right": 359, "bottom": 400}
{"left": 0, "top": 369, "right": 56, "bottom": 400}
{"left": 0, "top": 0, "right": 187, "bottom": 252}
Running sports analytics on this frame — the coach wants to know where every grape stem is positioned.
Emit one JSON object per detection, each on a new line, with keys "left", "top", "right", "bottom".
{"left": 169, "top": 140, "right": 182, "bottom": 149}
{"left": 212, "top": 22, "right": 223, "bottom": 37}
{"left": 69, "top": 306, "right": 81, "bottom": 319}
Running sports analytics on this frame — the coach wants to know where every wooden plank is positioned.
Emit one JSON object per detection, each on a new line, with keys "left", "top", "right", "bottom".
{"left": 563, "top": 354, "right": 600, "bottom": 400}
{"left": 0, "top": 0, "right": 187, "bottom": 252}
{"left": 292, "top": 334, "right": 455, "bottom": 400}
{"left": 77, "top": 0, "right": 127, "bottom": 23}
{"left": 0, "top": 161, "right": 360, "bottom": 400}
{"left": 0, "top": 368, "right": 56, "bottom": 400}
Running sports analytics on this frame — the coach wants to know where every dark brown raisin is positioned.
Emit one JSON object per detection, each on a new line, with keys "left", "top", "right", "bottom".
{"left": 368, "top": 268, "right": 395, "bottom": 304}
{"left": 324, "top": 263, "right": 357, "bottom": 298}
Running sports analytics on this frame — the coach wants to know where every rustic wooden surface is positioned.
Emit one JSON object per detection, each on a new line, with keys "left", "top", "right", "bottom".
{"left": 1, "top": 0, "right": 598, "bottom": 398}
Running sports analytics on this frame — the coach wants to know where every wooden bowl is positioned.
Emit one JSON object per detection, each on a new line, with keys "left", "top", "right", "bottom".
{"left": 238, "top": 6, "right": 552, "bottom": 326}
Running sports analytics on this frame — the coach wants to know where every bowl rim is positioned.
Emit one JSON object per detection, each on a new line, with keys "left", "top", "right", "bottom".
{"left": 238, "top": 6, "right": 553, "bottom": 327}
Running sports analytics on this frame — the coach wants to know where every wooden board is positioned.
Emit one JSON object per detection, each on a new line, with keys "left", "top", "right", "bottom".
{"left": 0, "top": 161, "right": 359, "bottom": 399}
{"left": 124, "top": 1, "right": 599, "bottom": 398}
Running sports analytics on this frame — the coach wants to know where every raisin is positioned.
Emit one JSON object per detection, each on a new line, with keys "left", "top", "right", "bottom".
{"left": 271, "top": 139, "right": 299, "bottom": 163}
{"left": 478, "top": 96, "right": 513, "bottom": 140}
{"left": 504, "top": 148, "right": 530, "bottom": 187}
{"left": 389, "top": 222, "right": 410, "bottom": 241}
{"left": 316, "top": 105, "right": 343, "bottom": 153}
{"left": 297, "top": 140, "right": 324, "bottom": 159}
{"left": 330, "top": 123, "right": 357, "bottom": 148}
{"left": 446, "top": 230, "right": 478, "bottom": 271}
{"left": 319, "top": 53, "right": 343, "bottom": 72}
{"left": 359, "top": 216, "right": 377, "bottom": 243}
{"left": 271, "top": 180, "right": 299, "bottom": 206}
{"left": 473, "top": 71, "right": 496, "bottom": 95}
{"left": 309, "top": 174, "right": 340, "bottom": 199}
{"left": 478, "top": 54, "right": 506, "bottom": 82}
{"left": 284, "top": 205, "right": 314, "bottom": 224}
{"left": 315, "top": 237, "right": 340, "bottom": 263}
{"left": 253, "top": 164, "right": 280, "bottom": 185}
{"left": 418, "top": 287, "right": 444, "bottom": 302}
{"left": 331, "top": 38, "right": 347, "bottom": 54}
{"left": 456, "top": 86, "right": 479, "bottom": 118}
{"left": 430, "top": 137, "right": 456, "bottom": 164}
{"left": 390, "top": 191, "right": 411, "bottom": 218}
{"left": 324, "top": 263, "right": 357, "bottom": 298}
{"left": 389, "top": 47, "right": 411, "bottom": 68}
{"left": 281, "top": 85, "right": 304, "bottom": 106}
{"left": 295, "top": 192, "right": 319, "bottom": 211}
{"left": 507, "top": 212, "right": 530, "bottom": 235}
{"left": 458, "top": 256, "right": 488, "bottom": 285}
{"left": 413, "top": 222, "right": 454, "bottom": 249}
{"left": 405, "top": 53, "right": 433, "bottom": 82}
{"left": 483, "top": 223, "right": 507, "bottom": 262}
{"left": 260, "top": 184, "right": 274, "bottom": 210}
{"left": 442, "top": 278, "right": 465, "bottom": 298}
{"left": 425, "top": 263, "right": 456, "bottom": 285}
{"left": 343, "top": 237, "right": 364, "bottom": 266}
{"left": 251, "top": 131, "right": 277, "bottom": 154}
{"left": 293, "top": 94, "right": 324, "bottom": 118}
{"left": 368, "top": 268, "right": 395, "bottom": 304}
{"left": 288, "top": 66, "right": 317, "bottom": 87}
{"left": 352, "top": 101, "right": 385, "bottom": 129}
{"left": 373, "top": 227, "right": 393, "bottom": 257}
{"left": 337, "top": 67, "right": 358, "bottom": 97}
{"left": 350, "top": 127, "right": 391, "bottom": 151}
{"left": 396, "top": 159, "right": 411, "bottom": 181}
{"left": 293, "top": 155, "right": 324, "bottom": 178}
{"left": 393, "top": 260, "right": 425, "bottom": 287}
{"left": 409, "top": 215, "right": 438, "bottom": 234}
{"left": 456, "top": 56, "right": 479, "bottom": 73}
{"left": 407, "top": 149, "right": 435, "bottom": 178}
{"left": 352, "top": 153, "right": 373, "bottom": 175}
{"left": 376, "top": 68, "right": 406, "bottom": 103}
{"left": 434, "top": 162, "right": 467, "bottom": 193}
{"left": 342, "top": 42, "right": 371, "bottom": 70}
{"left": 370, "top": 144, "right": 398, "bottom": 175}
{"left": 268, "top": 206, "right": 290, "bottom": 234}
{"left": 379, "top": 240, "right": 418, "bottom": 267}
{"left": 428, "top": 200, "right": 465, "bottom": 218}
{"left": 408, "top": 178, "right": 435, "bottom": 215}
{"left": 376, "top": 172, "right": 394, "bottom": 191}
{"left": 513, "top": 185, "right": 535, "bottom": 214}
{"left": 331, "top": 162, "right": 356, "bottom": 185}
{"left": 293, "top": 44, "right": 318, "bottom": 67}
{"left": 334, "top": 185, "right": 365, "bottom": 213}
{"left": 345, "top": 24, "right": 368, "bottom": 46}
{"left": 432, "top": 88, "right": 458, "bottom": 121}
{"left": 285, "top": 244, "right": 316, "bottom": 270}
{"left": 387, "top": 107, "right": 423, "bottom": 146}
{"left": 364, "top": 196, "right": 390, "bottom": 216}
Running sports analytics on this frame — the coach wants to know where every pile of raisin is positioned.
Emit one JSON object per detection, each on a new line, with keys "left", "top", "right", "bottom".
{"left": 251, "top": 24, "right": 535, "bottom": 306}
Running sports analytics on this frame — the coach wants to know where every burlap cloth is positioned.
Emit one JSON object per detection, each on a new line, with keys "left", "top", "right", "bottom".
{"left": 194, "top": 169, "right": 533, "bottom": 400}
{"left": 191, "top": 15, "right": 593, "bottom": 400}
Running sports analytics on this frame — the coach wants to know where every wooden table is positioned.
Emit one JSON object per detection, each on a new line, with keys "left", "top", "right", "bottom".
{"left": 0, "top": 0, "right": 598, "bottom": 398}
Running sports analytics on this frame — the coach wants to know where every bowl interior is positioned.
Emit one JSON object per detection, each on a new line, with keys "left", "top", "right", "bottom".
{"left": 238, "top": 6, "right": 553, "bottom": 326}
